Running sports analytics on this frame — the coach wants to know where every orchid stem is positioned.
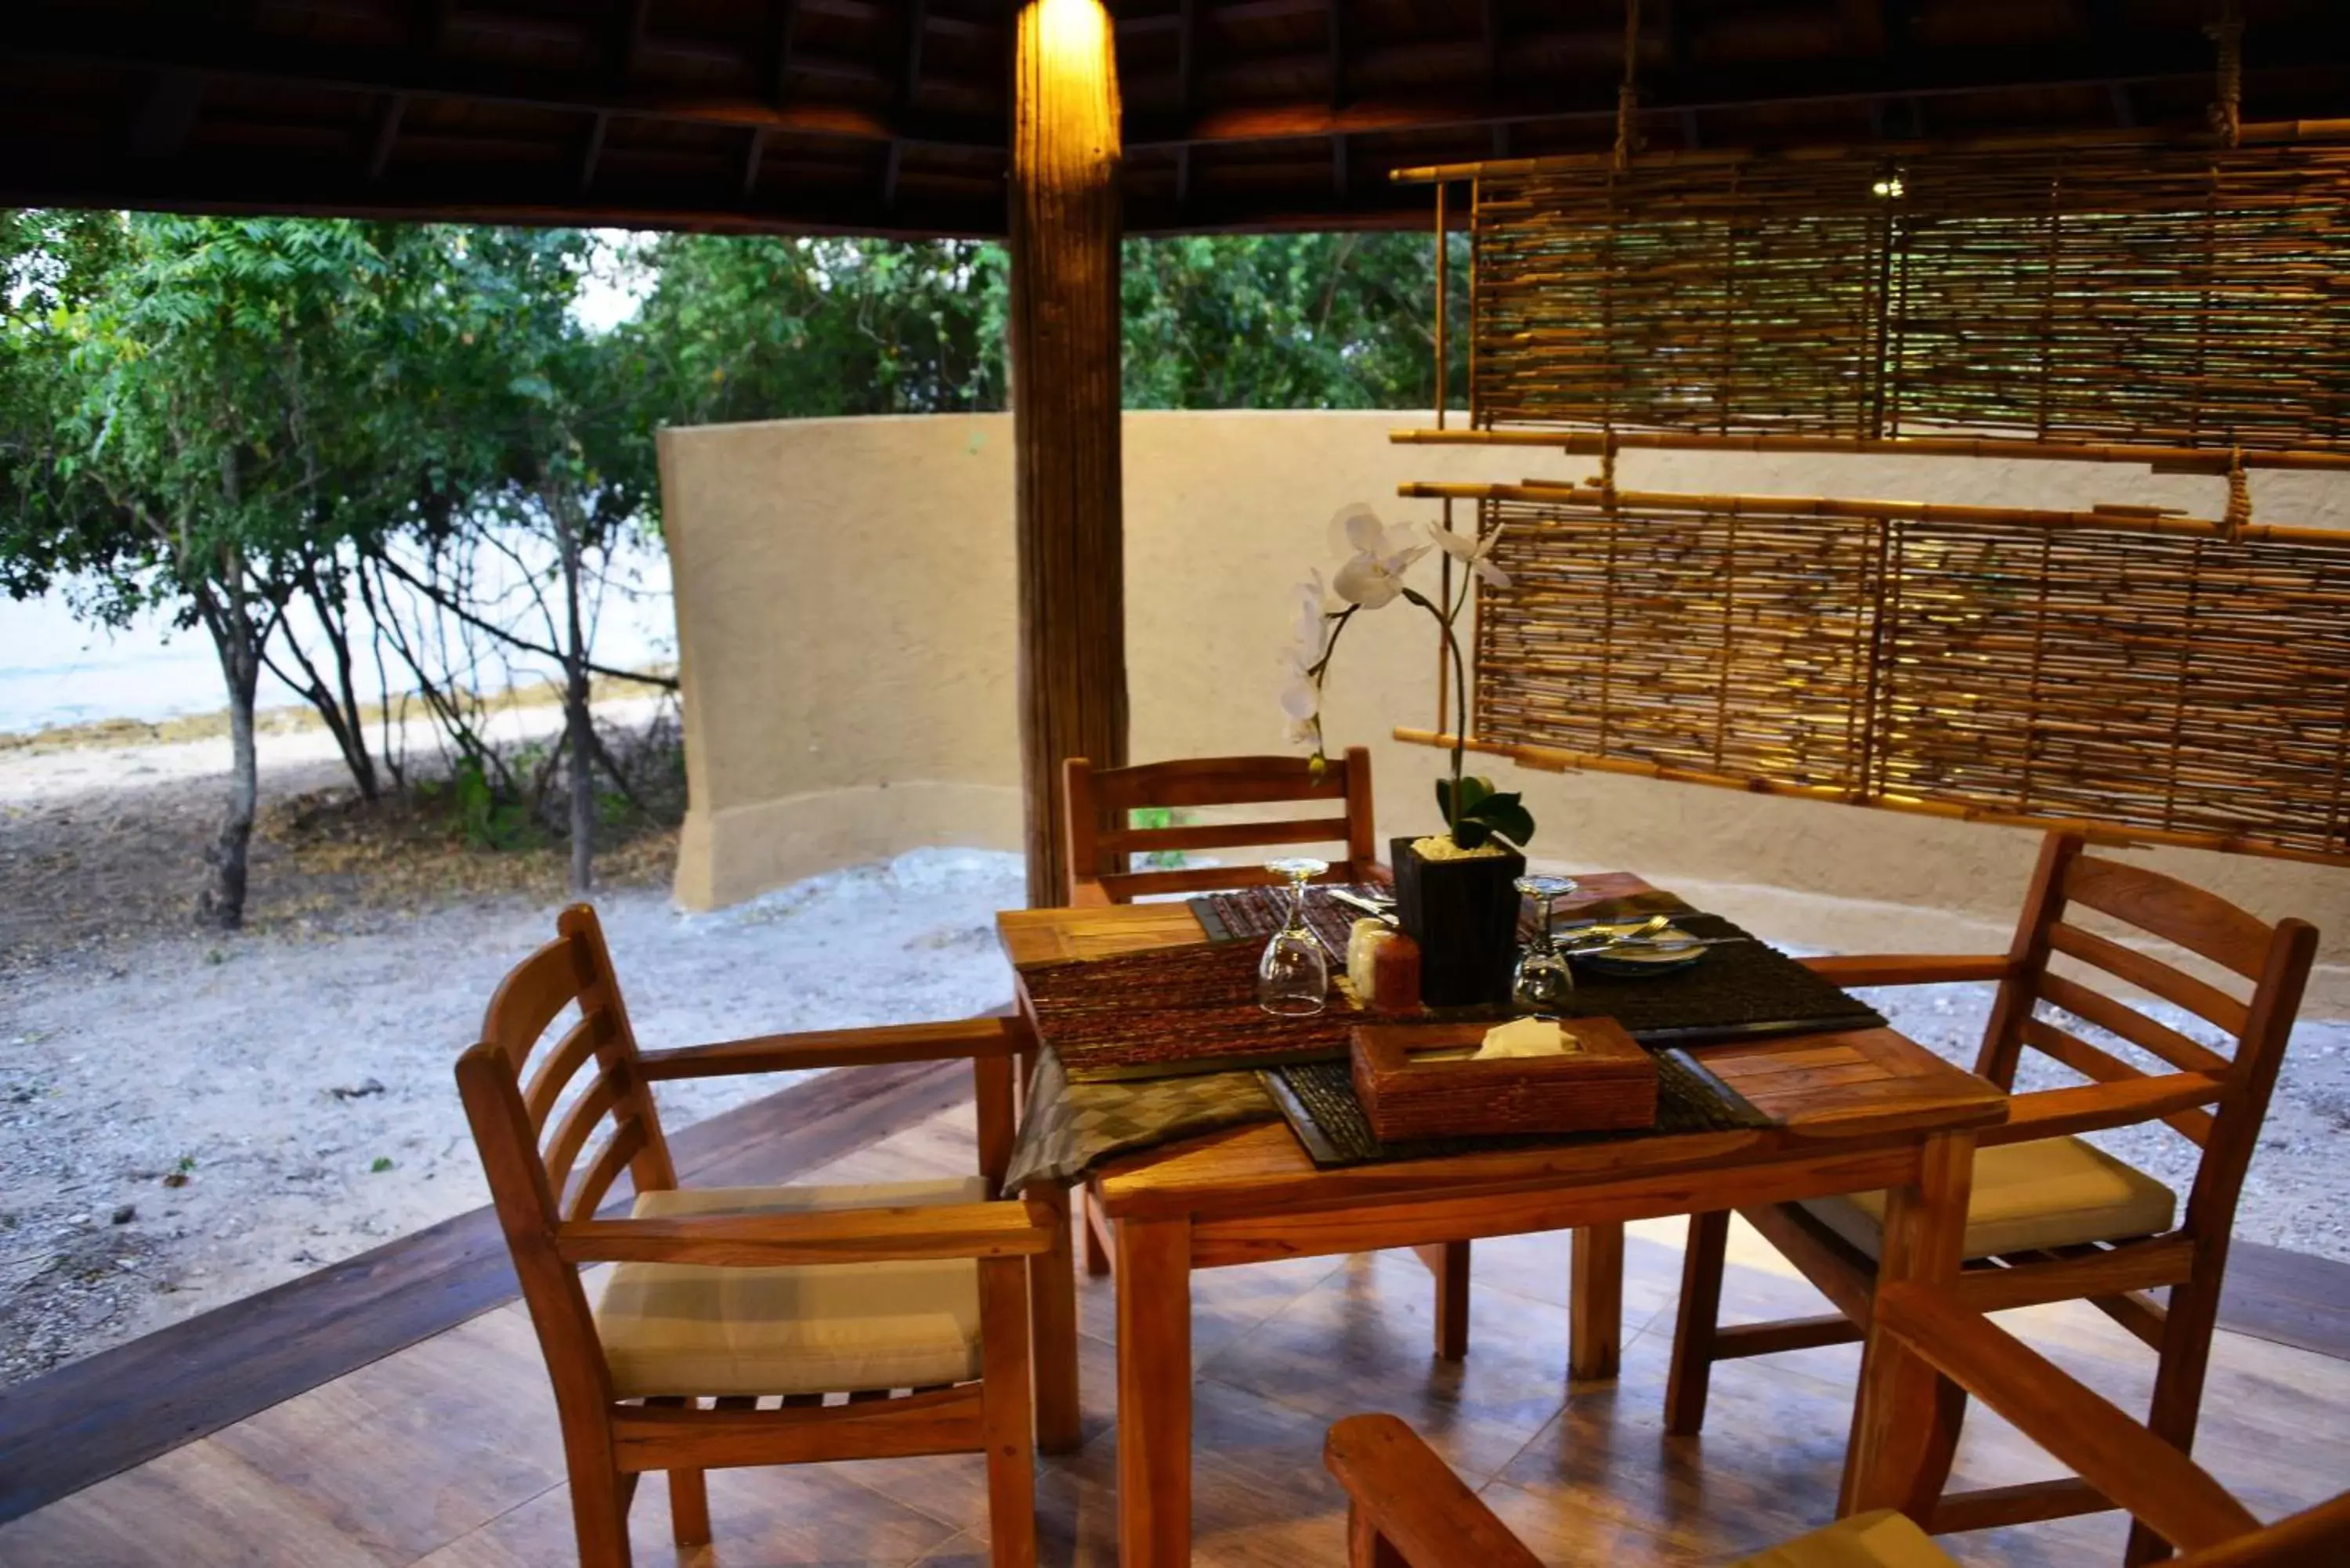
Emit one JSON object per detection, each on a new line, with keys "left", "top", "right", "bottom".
{"left": 1401, "top": 586, "right": 1471, "bottom": 842}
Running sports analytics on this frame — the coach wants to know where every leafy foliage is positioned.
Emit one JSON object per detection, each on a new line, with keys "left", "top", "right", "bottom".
{"left": 1434, "top": 775, "right": 1535, "bottom": 851}
{"left": 1123, "top": 232, "right": 1468, "bottom": 410}
{"left": 2, "top": 212, "right": 1470, "bottom": 915}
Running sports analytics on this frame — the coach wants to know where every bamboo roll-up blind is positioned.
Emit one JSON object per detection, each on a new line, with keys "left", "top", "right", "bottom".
{"left": 1468, "top": 135, "right": 2350, "bottom": 451}
{"left": 1452, "top": 489, "right": 2350, "bottom": 865}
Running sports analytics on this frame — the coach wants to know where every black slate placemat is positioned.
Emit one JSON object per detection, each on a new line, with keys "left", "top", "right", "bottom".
{"left": 1260, "top": 1049, "right": 1774, "bottom": 1169}
{"left": 1195, "top": 889, "right": 1884, "bottom": 1047}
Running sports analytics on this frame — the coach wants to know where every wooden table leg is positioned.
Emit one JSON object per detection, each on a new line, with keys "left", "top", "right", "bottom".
{"left": 1117, "top": 1215, "right": 1194, "bottom": 1568}
{"left": 1414, "top": 1241, "right": 1472, "bottom": 1361}
{"left": 1570, "top": 1223, "right": 1625, "bottom": 1381}
{"left": 1024, "top": 1180, "right": 1083, "bottom": 1454}
{"left": 1842, "top": 1132, "right": 1976, "bottom": 1520}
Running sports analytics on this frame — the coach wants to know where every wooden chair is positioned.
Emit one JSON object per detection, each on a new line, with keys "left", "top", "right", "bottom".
{"left": 1056, "top": 749, "right": 1480, "bottom": 1353}
{"left": 1665, "top": 832, "right": 2319, "bottom": 1562}
{"left": 1060, "top": 746, "right": 1382, "bottom": 906}
{"left": 1326, "top": 1284, "right": 2350, "bottom": 1568}
{"left": 455, "top": 904, "right": 1051, "bottom": 1568}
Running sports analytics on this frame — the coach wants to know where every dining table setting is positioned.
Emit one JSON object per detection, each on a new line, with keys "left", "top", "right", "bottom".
{"left": 995, "top": 865, "right": 2009, "bottom": 1568}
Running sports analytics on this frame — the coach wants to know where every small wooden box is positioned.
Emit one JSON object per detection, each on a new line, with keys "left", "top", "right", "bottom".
{"left": 1350, "top": 1018, "right": 1658, "bottom": 1141}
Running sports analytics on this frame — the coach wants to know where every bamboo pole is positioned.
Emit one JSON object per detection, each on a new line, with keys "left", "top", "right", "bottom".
{"left": 1395, "top": 480, "right": 2348, "bottom": 546}
{"left": 1386, "top": 425, "right": 2350, "bottom": 474}
{"left": 1386, "top": 117, "right": 2350, "bottom": 185}
{"left": 1009, "top": 0, "right": 1126, "bottom": 908}
{"left": 1390, "top": 728, "right": 2350, "bottom": 870}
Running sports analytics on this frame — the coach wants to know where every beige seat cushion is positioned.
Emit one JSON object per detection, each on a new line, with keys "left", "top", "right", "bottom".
{"left": 595, "top": 1176, "right": 989, "bottom": 1399}
{"left": 1734, "top": 1509, "right": 1955, "bottom": 1568}
{"left": 1801, "top": 1136, "right": 2175, "bottom": 1262}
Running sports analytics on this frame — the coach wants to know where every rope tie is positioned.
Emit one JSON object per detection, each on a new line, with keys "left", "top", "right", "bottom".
{"left": 2207, "top": 0, "right": 2244, "bottom": 148}
{"left": 1612, "top": 0, "right": 1643, "bottom": 172}
{"left": 2224, "top": 448, "right": 2251, "bottom": 539}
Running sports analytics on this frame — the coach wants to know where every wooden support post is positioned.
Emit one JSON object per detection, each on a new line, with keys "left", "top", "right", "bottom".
{"left": 1010, "top": 0, "right": 1128, "bottom": 908}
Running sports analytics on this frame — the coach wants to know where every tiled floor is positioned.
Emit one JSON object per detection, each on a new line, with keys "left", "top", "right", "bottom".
{"left": 4, "top": 1100, "right": 2344, "bottom": 1568}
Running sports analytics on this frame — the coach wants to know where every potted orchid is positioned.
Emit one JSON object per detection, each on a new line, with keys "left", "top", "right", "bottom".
{"left": 1282, "top": 504, "right": 1535, "bottom": 1006}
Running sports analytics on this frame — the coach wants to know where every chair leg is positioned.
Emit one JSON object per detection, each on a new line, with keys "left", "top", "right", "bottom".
{"left": 640, "top": 1397, "right": 713, "bottom": 1548}
{"left": 1082, "top": 1190, "right": 1113, "bottom": 1278}
{"left": 568, "top": 1460, "right": 635, "bottom": 1568}
{"left": 1026, "top": 1181, "right": 1083, "bottom": 1454}
{"left": 2124, "top": 1270, "right": 2225, "bottom": 1567}
{"left": 978, "top": 1256, "right": 1039, "bottom": 1568}
{"left": 1665, "top": 1210, "right": 1731, "bottom": 1435}
{"left": 669, "top": 1469, "right": 712, "bottom": 1548}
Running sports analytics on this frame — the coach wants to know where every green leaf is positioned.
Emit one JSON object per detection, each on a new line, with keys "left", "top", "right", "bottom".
{"left": 1460, "top": 797, "right": 1535, "bottom": 848}
{"left": 1434, "top": 774, "right": 1494, "bottom": 820}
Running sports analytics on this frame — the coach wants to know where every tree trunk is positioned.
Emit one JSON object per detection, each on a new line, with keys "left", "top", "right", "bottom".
{"left": 197, "top": 589, "right": 263, "bottom": 930}
{"left": 1009, "top": 0, "right": 1128, "bottom": 908}
{"left": 269, "top": 554, "right": 379, "bottom": 802}
{"left": 556, "top": 495, "right": 595, "bottom": 897}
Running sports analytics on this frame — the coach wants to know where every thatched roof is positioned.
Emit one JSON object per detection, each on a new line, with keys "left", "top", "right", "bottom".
{"left": 6, "top": 1, "right": 2348, "bottom": 237}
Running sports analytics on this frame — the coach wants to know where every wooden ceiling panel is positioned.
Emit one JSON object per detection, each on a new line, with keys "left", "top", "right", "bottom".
{"left": 2, "top": 0, "right": 2345, "bottom": 236}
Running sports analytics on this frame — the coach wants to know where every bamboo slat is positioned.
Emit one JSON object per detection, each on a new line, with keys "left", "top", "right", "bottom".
{"left": 1406, "top": 486, "right": 2350, "bottom": 868}
{"left": 1452, "top": 134, "right": 2350, "bottom": 456}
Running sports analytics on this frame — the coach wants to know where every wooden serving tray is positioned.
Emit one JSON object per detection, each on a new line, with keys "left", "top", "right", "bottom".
{"left": 1350, "top": 1018, "right": 1658, "bottom": 1141}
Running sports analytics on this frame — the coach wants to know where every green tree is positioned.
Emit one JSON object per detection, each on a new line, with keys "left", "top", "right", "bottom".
{"left": 1121, "top": 232, "right": 1466, "bottom": 410}
{"left": 624, "top": 229, "right": 1466, "bottom": 426}
{"left": 394, "top": 228, "right": 667, "bottom": 894}
{"left": 630, "top": 235, "right": 1010, "bottom": 426}
{"left": 0, "top": 215, "right": 458, "bottom": 926}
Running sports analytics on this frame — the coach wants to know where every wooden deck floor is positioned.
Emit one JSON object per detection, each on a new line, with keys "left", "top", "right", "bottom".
{"left": 4, "top": 1097, "right": 2347, "bottom": 1568}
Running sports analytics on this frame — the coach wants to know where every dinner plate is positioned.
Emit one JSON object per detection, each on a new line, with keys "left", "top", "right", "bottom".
{"left": 1567, "top": 924, "right": 1708, "bottom": 977}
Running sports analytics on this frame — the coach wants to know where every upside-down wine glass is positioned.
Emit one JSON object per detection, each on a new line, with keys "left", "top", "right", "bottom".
{"left": 1512, "top": 873, "right": 1581, "bottom": 1013}
{"left": 1256, "top": 856, "right": 1332, "bottom": 1016}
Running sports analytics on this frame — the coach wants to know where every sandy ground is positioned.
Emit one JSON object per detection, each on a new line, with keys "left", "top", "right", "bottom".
{"left": 3, "top": 728, "right": 2348, "bottom": 1390}
{"left": 0, "top": 720, "right": 1024, "bottom": 1388}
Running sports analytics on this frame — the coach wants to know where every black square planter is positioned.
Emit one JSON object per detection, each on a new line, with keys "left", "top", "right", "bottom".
{"left": 1390, "top": 834, "right": 1526, "bottom": 1008}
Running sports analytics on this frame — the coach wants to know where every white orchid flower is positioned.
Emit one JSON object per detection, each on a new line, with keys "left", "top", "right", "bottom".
{"left": 1284, "top": 714, "right": 1320, "bottom": 747}
{"left": 1432, "top": 523, "right": 1511, "bottom": 589}
{"left": 1279, "top": 673, "right": 1319, "bottom": 723}
{"left": 1331, "top": 505, "right": 1430, "bottom": 609}
{"left": 1286, "top": 572, "right": 1329, "bottom": 670}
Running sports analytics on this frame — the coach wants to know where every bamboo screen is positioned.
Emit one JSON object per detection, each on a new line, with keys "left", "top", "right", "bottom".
{"left": 1464, "top": 490, "right": 2350, "bottom": 865}
{"left": 1469, "top": 135, "right": 2350, "bottom": 452}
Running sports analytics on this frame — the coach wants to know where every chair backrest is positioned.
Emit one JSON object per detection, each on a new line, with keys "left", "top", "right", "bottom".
{"left": 454, "top": 904, "right": 678, "bottom": 1413}
{"left": 1980, "top": 833, "right": 2319, "bottom": 1243}
{"left": 1060, "top": 747, "right": 1379, "bottom": 904}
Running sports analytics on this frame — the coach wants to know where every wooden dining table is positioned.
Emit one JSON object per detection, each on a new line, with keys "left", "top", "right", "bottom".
{"left": 997, "top": 883, "right": 2008, "bottom": 1568}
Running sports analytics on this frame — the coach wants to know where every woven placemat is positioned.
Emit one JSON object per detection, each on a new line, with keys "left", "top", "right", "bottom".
{"left": 1018, "top": 938, "right": 1357, "bottom": 1082}
{"left": 1192, "top": 885, "right": 1366, "bottom": 959}
{"left": 1260, "top": 1049, "right": 1775, "bottom": 1169}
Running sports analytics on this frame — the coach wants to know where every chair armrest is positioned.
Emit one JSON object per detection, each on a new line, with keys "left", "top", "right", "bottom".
{"left": 1874, "top": 1283, "right": 2258, "bottom": 1555}
{"left": 1799, "top": 954, "right": 2016, "bottom": 988}
{"left": 1324, "top": 1415, "right": 1546, "bottom": 1568}
{"left": 555, "top": 1198, "right": 1055, "bottom": 1267}
{"left": 1977, "top": 1073, "right": 2229, "bottom": 1148}
{"left": 637, "top": 1017, "right": 1020, "bottom": 1080}
{"left": 1068, "top": 876, "right": 1116, "bottom": 908}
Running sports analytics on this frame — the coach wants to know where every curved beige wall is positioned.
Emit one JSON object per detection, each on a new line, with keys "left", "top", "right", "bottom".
{"left": 659, "top": 410, "right": 2350, "bottom": 1007}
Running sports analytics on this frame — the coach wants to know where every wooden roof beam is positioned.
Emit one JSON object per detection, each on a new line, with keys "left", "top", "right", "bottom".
{"left": 368, "top": 94, "right": 407, "bottom": 180}
{"left": 126, "top": 70, "right": 205, "bottom": 160}
{"left": 9, "top": 20, "right": 993, "bottom": 151}
{"left": 763, "top": 0, "right": 801, "bottom": 104}
{"left": 1328, "top": 0, "right": 1345, "bottom": 110}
